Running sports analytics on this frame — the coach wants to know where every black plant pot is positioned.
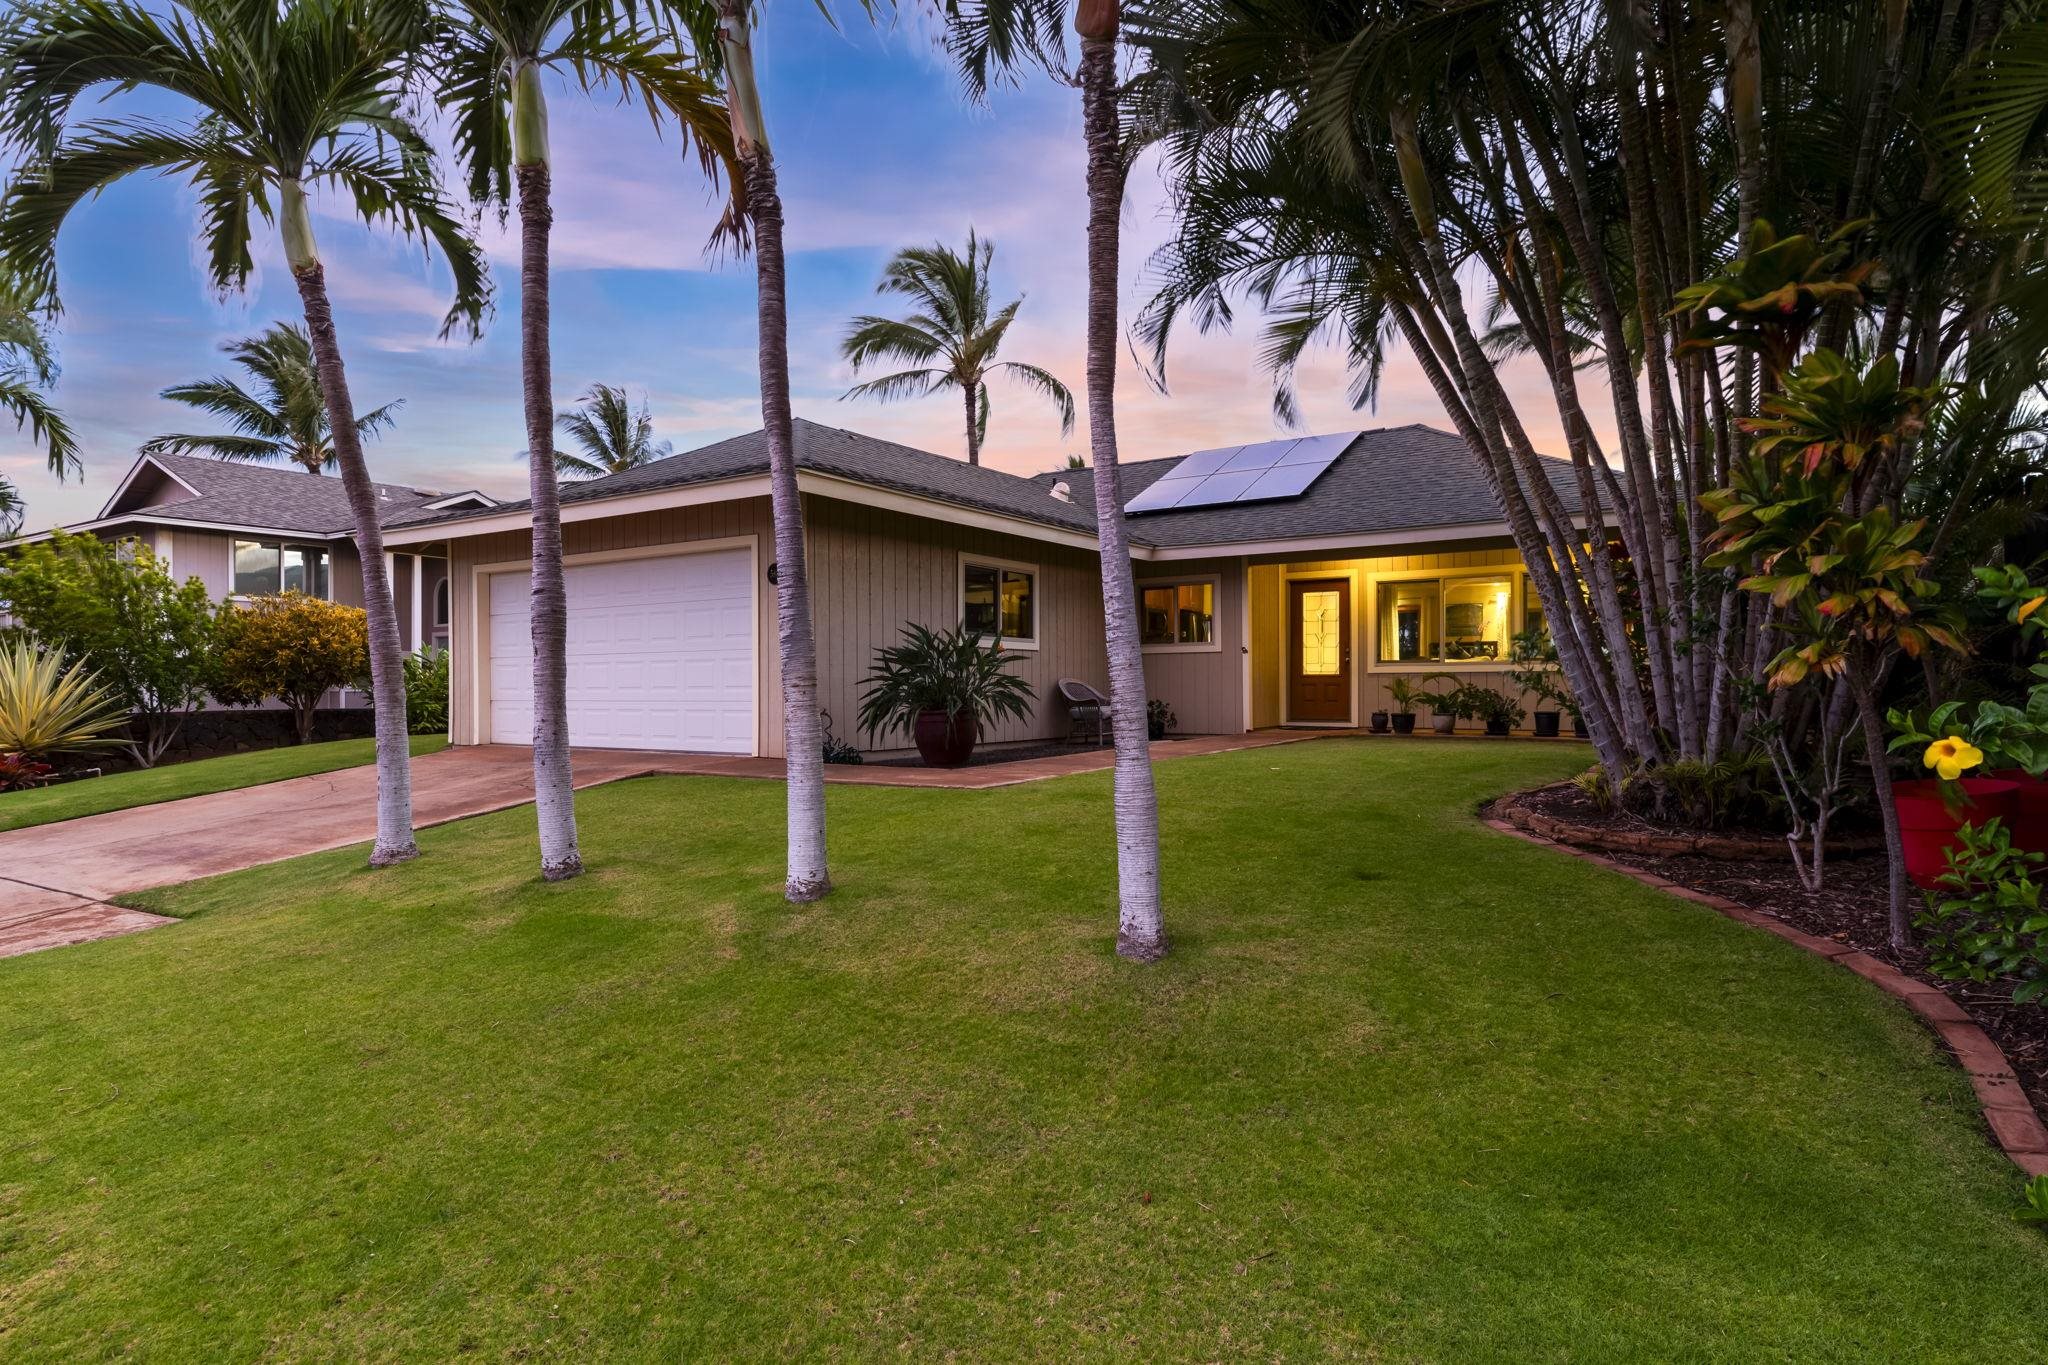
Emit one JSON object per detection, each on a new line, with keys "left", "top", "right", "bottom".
{"left": 1485, "top": 718, "right": 1511, "bottom": 737}
{"left": 1533, "top": 710, "right": 1561, "bottom": 738}
{"left": 1370, "top": 711, "right": 1390, "bottom": 734}
{"left": 1572, "top": 714, "right": 1589, "bottom": 738}
{"left": 1391, "top": 713, "right": 1417, "bottom": 735}
{"left": 1147, "top": 719, "right": 1167, "bottom": 741}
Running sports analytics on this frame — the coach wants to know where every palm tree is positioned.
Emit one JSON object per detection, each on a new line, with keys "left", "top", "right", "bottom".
{"left": 710, "top": 0, "right": 831, "bottom": 902}
{"left": 552, "top": 382, "right": 672, "bottom": 478}
{"left": 142, "top": 322, "right": 401, "bottom": 474}
{"left": 0, "top": 279, "right": 77, "bottom": 535}
{"left": 840, "top": 230, "right": 1073, "bottom": 465}
{"left": 0, "top": 0, "right": 491, "bottom": 868}
{"left": 429, "top": 0, "right": 732, "bottom": 882}
{"left": 941, "top": 0, "right": 1165, "bottom": 960}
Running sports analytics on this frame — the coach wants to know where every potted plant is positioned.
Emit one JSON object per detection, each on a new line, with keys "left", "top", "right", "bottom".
{"left": 1423, "top": 674, "right": 1466, "bottom": 733}
{"left": 1387, "top": 677, "right": 1425, "bottom": 734}
{"left": 858, "top": 622, "right": 1035, "bottom": 767}
{"left": 1147, "top": 699, "right": 1177, "bottom": 741}
{"left": 1369, "top": 708, "right": 1390, "bottom": 734}
{"left": 1467, "top": 684, "right": 1526, "bottom": 736}
{"left": 1508, "top": 628, "right": 1570, "bottom": 737}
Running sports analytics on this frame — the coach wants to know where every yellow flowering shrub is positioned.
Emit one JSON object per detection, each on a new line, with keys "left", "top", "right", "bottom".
{"left": 212, "top": 592, "right": 370, "bottom": 742}
{"left": 1921, "top": 736, "right": 1985, "bottom": 782}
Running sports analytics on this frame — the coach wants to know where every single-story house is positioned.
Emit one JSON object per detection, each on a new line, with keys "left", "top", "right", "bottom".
{"left": 383, "top": 417, "right": 1587, "bottom": 757}
{"left": 21, "top": 450, "right": 499, "bottom": 656}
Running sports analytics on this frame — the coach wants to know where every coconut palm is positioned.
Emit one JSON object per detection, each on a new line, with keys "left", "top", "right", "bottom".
{"left": 697, "top": 0, "right": 833, "bottom": 902}
{"left": 142, "top": 322, "right": 402, "bottom": 474}
{"left": 841, "top": 230, "right": 1074, "bottom": 465}
{"left": 0, "top": 0, "right": 492, "bottom": 868}
{"left": 428, "top": 0, "right": 732, "bottom": 881}
{"left": 941, "top": 0, "right": 1165, "bottom": 960}
{"left": 552, "top": 382, "right": 672, "bottom": 478}
{"left": 0, "top": 278, "right": 78, "bottom": 535}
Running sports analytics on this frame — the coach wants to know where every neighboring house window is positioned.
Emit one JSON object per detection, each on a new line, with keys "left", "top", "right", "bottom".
{"left": 1140, "top": 578, "right": 1218, "bottom": 649}
{"left": 233, "top": 540, "right": 329, "bottom": 598}
{"left": 434, "top": 578, "right": 450, "bottom": 630}
{"left": 1376, "top": 572, "right": 1533, "bottom": 665}
{"left": 961, "top": 555, "right": 1037, "bottom": 648}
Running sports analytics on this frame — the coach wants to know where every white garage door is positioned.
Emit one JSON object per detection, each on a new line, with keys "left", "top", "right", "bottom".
{"left": 488, "top": 548, "right": 755, "bottom": 753}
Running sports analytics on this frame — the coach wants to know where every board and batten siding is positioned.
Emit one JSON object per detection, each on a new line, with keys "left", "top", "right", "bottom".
{"left": 442, "top": 494, "right": 1111, "bottom": 757}
{"left": 1249, "top": 544, "right": 1551, "bottom": 726}
{"left": 1134, "top": 557, "right": 1246, "bottom": 736}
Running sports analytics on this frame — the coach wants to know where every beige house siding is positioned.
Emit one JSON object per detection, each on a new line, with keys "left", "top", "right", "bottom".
{"left": 804, "top": 498, "right": 1107, "bottom": 751}
{"left": 441, "top": 494, "right": 1109, "bottom": 757}
{"left": 1248, "top": 544, "right": 1550, "bottom": 724}
{"left": 169, "top": 527, "right": 233, "bottom": 596}
{"left": 1134, "top": 557, "right": 1247, "bottom": 735}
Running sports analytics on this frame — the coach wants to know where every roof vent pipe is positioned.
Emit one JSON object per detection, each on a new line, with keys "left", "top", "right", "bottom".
{"left": 1049, "top": 480, "right": 1071, "bottom": 503}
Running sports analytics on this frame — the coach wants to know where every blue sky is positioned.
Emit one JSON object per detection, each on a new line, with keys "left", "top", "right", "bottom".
{"left": 3, "top": 11, "right": 1569, "bottom": 530}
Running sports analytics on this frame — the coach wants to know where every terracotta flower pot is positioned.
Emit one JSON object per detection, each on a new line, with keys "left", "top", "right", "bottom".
{"left": 912, "top": 708, "right": 978, "bottom": 768}
{"left": 1893, "top": 777, "right": 2020, "bottom": 889}
{"left": 1985, "top": 769, "right": 2048, "bottom": 857}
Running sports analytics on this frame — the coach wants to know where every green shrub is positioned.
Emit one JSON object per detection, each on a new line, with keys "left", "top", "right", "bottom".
{"left": 858, "top": 622, "right": 1035, "bottom": 745}
{"left": 403, "top": 646, "right": 449, "bottom": 735}
{"left": 1920, "top": 819, "right": 2048, "bottom": 1006}
{"left": 212, "top": 593, "right": 369, "bottom": 743}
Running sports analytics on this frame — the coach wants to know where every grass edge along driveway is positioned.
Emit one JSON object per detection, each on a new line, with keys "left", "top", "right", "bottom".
{"left": 0, "top": 734, "right": 448, "bottom": 832}
{"left": 4, "top": 739, "right": 2043, "bottom": 1359}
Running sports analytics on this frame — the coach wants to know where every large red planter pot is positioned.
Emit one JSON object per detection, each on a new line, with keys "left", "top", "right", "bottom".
{"left": 1893, "top": 777, "right": 2020, "bottom": 889}
{"left": 912, "top": 709, "right": 978, "bottom": 768}
{"left": 1985, "top": 769, "right": 2048, "bottom": 857}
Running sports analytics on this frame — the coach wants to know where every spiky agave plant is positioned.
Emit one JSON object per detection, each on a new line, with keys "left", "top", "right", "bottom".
{"left": 0, "top": 638, "right": 126, "bottom": 760}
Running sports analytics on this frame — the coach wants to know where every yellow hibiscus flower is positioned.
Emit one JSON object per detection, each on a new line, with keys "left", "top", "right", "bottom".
{"left": 1922, "top": 736, "right": 1985, "bottom": 782}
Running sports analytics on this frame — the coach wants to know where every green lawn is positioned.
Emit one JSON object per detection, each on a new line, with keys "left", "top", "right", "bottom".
{"left": 3, "top": 741, "right": 2041, "bottom": 1358}
{"left": 0, "top": 734, "right": 448, "bottom": 831}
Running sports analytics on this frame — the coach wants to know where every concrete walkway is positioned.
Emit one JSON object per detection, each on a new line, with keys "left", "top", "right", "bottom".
{"left": 0, "top": 731, "right": 1314, "bottom": 960}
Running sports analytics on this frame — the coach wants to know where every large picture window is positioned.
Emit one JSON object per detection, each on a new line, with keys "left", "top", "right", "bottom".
{"left": 233, "top": 540, "right": 329, "bottom": 598}
{"left": 962, "top": 557, "right": 1036, "bottom": 647}
{"left": 1376, "top": 572, "right": 1532, "bottom": 664}
{"left": 1140, "top": 579, "right": 1217, "bottom": 648}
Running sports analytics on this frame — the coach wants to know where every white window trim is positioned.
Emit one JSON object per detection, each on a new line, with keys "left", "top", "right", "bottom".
{"left": 1137, "top": 572, "right": 1224, "bottom": 653}
{"left": 1365, "top": 565, "right": 1533, "bottom": 673}
{"left": 228, "top": 538, "right": 334, "bottom": 603}
{"left": 957, "top": 550, "right": 1040, "bottom": 652}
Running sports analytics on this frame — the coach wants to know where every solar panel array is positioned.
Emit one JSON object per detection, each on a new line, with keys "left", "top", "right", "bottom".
{"left": 1123, "top": 432, "right": 1359, "bottom": 514}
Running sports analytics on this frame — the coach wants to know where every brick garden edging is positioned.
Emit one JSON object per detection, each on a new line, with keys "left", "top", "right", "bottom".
{"left": 1482, "top": 811, "right": 2048, "bottom": 1178}
{"left": 1492, "top": 784, "right": 1883, "bottom": 862}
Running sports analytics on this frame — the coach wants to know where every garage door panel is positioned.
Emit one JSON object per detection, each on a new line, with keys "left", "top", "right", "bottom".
{"left": 488, "top": 549, "right": 755, "bottom": 753}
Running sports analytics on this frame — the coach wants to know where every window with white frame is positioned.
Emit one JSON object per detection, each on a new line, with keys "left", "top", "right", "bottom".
{"left": 961, "top": 556, "right": 1036, "bottom": 647}
{"left": 434, "top": 577, "right": 450, "bottom": 630}
{"left": 232, "top": 540, "right": 329, "bottom": 598}
{"left": 1140, "top": 578, "right": 1217, "bottom": 648}
{"left": 1376, "top": 571, "right": 1536, "bottom": 665}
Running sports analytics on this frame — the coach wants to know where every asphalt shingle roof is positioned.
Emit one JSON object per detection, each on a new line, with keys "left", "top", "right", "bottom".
{"left": 107, "top": 451, "right": 443, "bottom": 535}
{"left": 388, "top": 418, "right": 1590, "bottom": 550}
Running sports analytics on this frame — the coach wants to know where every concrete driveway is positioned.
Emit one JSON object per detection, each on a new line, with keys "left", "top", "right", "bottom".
{"left": 0, "top": 746, "right": 680, "bottom": 958}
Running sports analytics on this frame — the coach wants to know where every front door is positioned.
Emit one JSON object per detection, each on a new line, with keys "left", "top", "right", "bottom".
{"left": 1289, "top": 578, "right": 1352, "bottom": 723}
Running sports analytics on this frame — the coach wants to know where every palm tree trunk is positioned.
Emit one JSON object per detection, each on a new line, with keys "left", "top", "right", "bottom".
{"left": 722, "top": 0, "right": 830, "bottom": 901}
{"left": 963, "top": 380, "right": 981, "bottom": 465}
{"left": 285, "top": 188, "right": 414, "bottom": 866}
{"left": 514, "top": 63, "right": 582, "bottom": 883}
{"left": 1079, "top": 9, "right": 1165, "bottom": 962}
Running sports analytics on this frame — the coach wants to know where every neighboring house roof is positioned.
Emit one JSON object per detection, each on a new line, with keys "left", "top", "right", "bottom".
{"left": 385, "top": 417, "right": 1588, "bottom": 555}
{"left": 31, "top": 452, "right": 489, "bottom": 541}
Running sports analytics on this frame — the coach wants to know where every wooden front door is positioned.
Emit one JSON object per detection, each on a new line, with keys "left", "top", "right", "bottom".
{"left": 1288, "top": 578, "right": 1352, "bottom": 723}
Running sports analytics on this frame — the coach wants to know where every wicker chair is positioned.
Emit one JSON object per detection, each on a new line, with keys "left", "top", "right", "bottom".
{"left": 1058, "top": 678, "right": 1114, "bottom": 746}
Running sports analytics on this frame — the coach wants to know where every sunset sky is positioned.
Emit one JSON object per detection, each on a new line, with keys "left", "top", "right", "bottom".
{"left": 3, "top": 10, "right": 1574, "bottom": 530}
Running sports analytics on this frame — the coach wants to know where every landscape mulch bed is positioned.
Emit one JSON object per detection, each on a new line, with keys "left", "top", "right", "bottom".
{"left": 1494, "top": 782, "right": 2048, "bottom": 1121}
